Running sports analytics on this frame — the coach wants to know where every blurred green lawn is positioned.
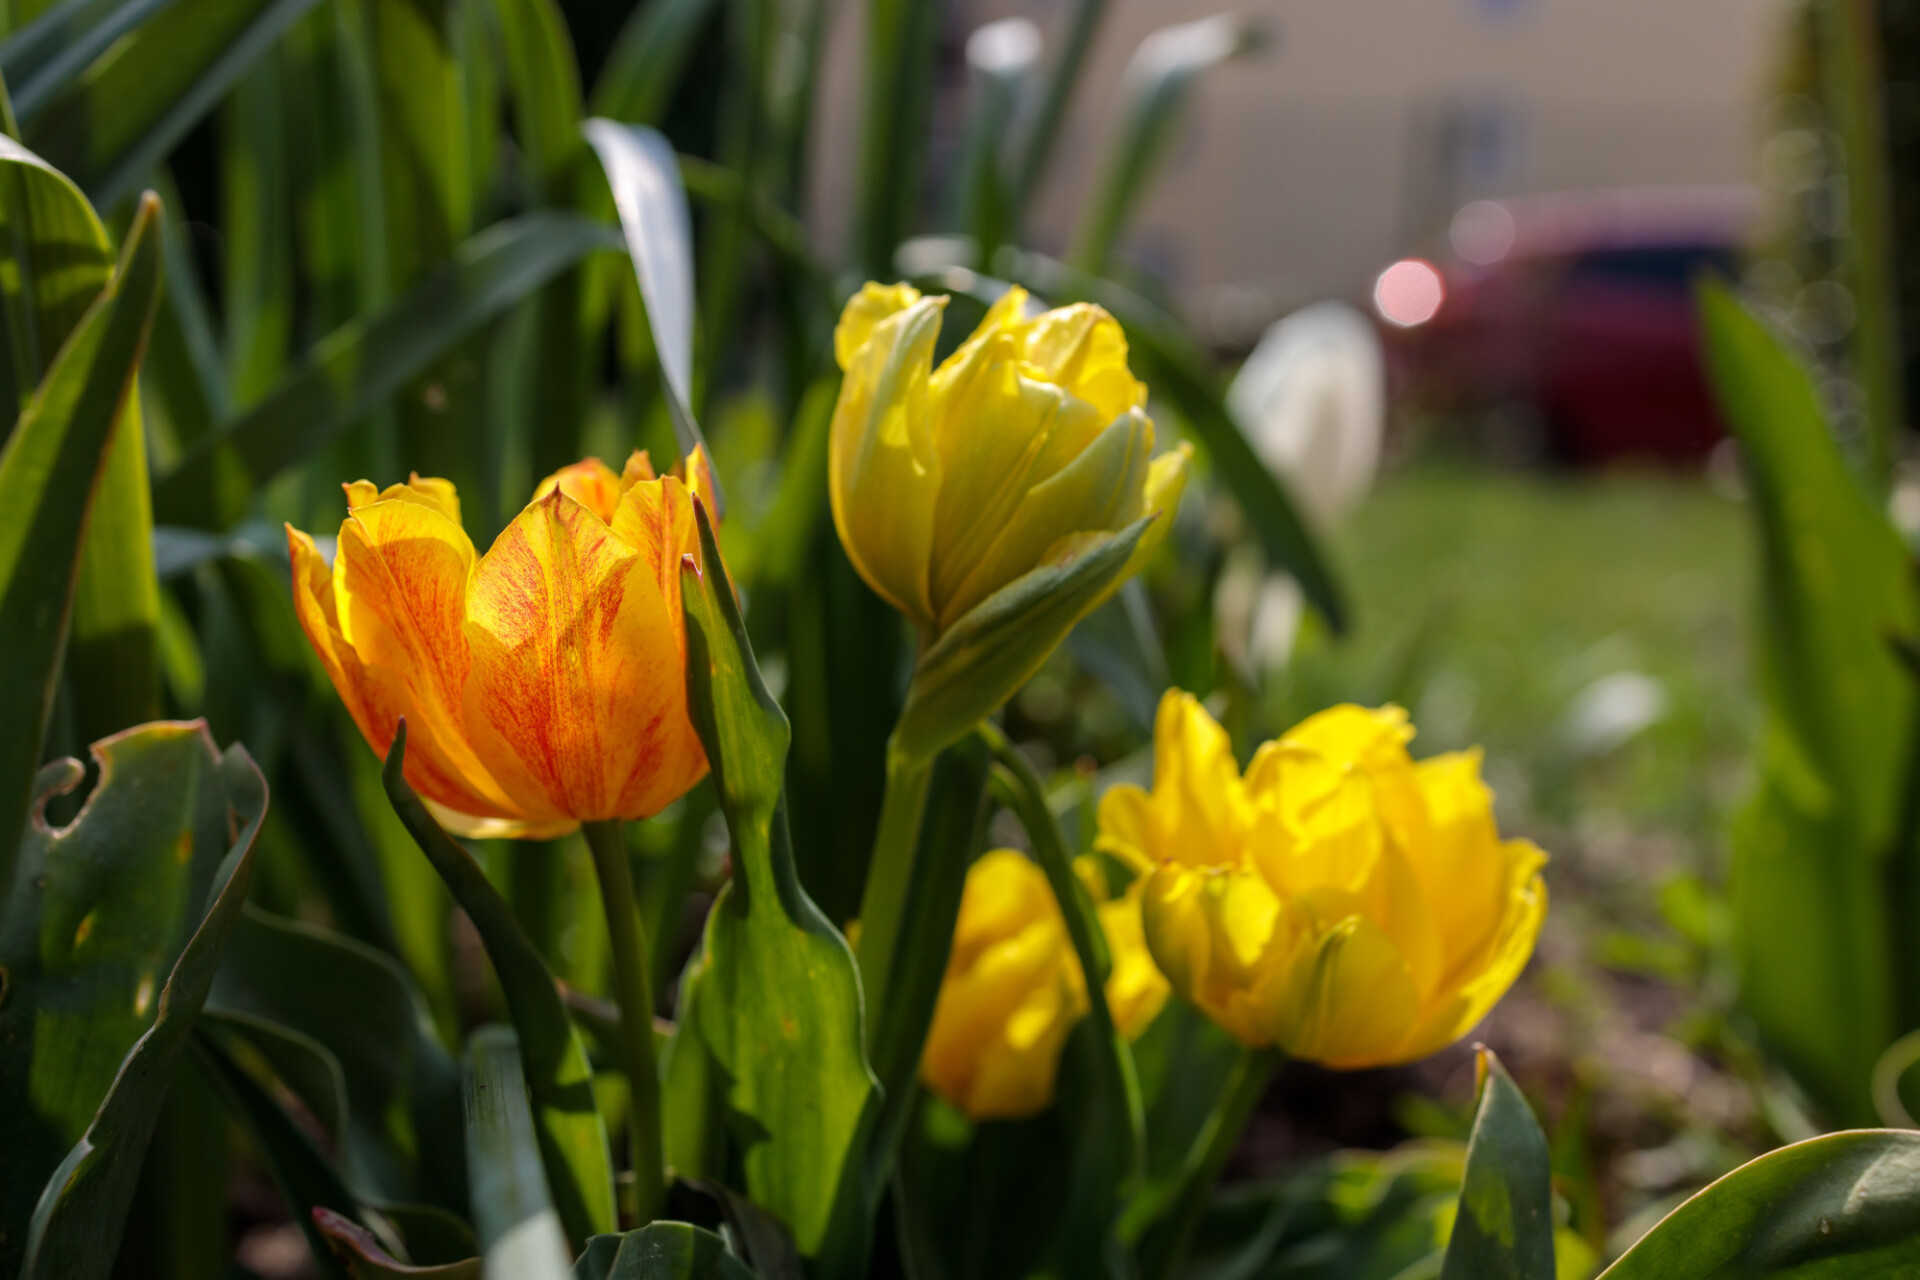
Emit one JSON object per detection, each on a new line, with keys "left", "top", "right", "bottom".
{"left": 1279, "top": 460, "right": 1756, "bottom": 873}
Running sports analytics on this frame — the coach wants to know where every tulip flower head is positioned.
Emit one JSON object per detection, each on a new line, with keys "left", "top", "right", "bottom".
{"left": 829, "top": 282, "right": 1190, "bottom": 641}
{"left": 286, "top": 450, "right": 718, "bottom": 839}
{"left": 921, "top": 849, "right": 1168, "bottom": 1121}
{"left": 1097, "top": 692, "right": 1547, "bottom": 1069}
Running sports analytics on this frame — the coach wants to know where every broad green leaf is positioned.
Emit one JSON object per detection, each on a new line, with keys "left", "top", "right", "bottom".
{"left": 588, "top": 0, "right": 719, "bottom": 125}
{"left": 583, "top": 119, "right": 717, "bottom": 507}
{"left": 572, "top": 1222, "right": 756, "bottom": 1280}
{"left": 20, "top": 0, "right": 328, "bottom": 210}
{"left": 1439, "top": 1049, "right": 1554, "bottom": 1280}
{"left": 384, "top": 725, "right": 617, "bottom": 1251}
{"left": 151, "top": 212, "right": 620, "bottom": 530}
{"left": 0, "top": 189, "right": 161, "bottom": 942}
{"left": 208, "top": 905, "right": 465, "bottom": 1211}
{"left": 675, "top": 1178, "right": 802, "bottom": 1280}
{"left": 1008, "top": 0, "right": 1104, "bottom": 228}
{"left": 0, "top": 721, "right": 266, "bottom": 1280}
{"left": 676, "top": 502, "right": 879, "bottom": 1262}
{"left": 464, "top": 1026, "right": 573, "bottom": 1280}
{"left": 1600, "top": 1129, "right": 1920, "bottom": 1278}
{"left": 1068, "top": 14, "right": 1262, "bottom": 271}
{"left": 1698, "top": 280, "right": 1911, "bottom": 1121}
{"left": 313, "top": 1207, "right": 481, "bottom": 1279}
{"left": 893, "top": 517, "right": 1149, "bottom": 765}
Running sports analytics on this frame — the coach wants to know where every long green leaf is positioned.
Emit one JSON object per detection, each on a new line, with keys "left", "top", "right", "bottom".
{"left": 677, "top": 502, "right": 878, "bottom": 1266}
{"left": 463, "top": 1026, "right": 573, "bottom": 1280}
{"left": 1, "top": 722, "right": 266, "bottom": 1280}
{"left": 0, "top": 136, "right": 162, "bottom": 748}
{"left": 852, "top": 0, "right": 936, "bottom": 277}
{"left": 0, "top": 189, "right": 161, "bottom": 890}
{"left": 208, "top": 906, "right": 465, "bottom": 1211}
{"left": 1068, "top": 14, "right": 1262, "bottom": 271}
{"left": 1, "top": 0, "right": 177, "bottom": 119}
{"left": 383, "top": 726, "right": 617, "bottom": 1251}
{"left": 192, "top": 1021, "right": 361, "bottom": 1280}
{"left": 588, "top": 0, "right": 718, "bottom": 125}
{"left": 583, "top": 119, "right": 717, "bottom": 509}
{"left": 150, "top": 212, "right": 619, "bottom": 530}
{"left": 1601, "top": 1129, "right": 1920, "bottom": 1277}
{"left": 20, "top": 0, "right": 328, "bottom": 209}
{"left": 1698, "top": 279, "right": 1912, "bottom": 1121}
{"left": 982, "top": 725, "right": 1144, "bottom": 1278}
{"left": 1439, "top": 1049, "right": 1555, "bottom": 1280}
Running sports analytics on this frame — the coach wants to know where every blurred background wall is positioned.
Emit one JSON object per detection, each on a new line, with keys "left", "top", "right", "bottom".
{"left": 808, "top": 0, "right": 1792, "bottom": 347}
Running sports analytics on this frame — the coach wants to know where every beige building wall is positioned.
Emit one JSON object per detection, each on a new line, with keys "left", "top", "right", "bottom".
{"left": 808, "top": 0, "right": 1792, "bottom": 342}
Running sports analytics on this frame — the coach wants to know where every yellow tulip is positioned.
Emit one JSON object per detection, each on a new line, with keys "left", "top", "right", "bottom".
{"left": 920, "top": 849, "right": 1169, "bottom": 1121}
{"left": 286, "top": 449, "right": 718, "bottom": 839}
{"left": 1096, "top": 692, "right": 1547, "bottom": 1068}
{"left": 829, "top": 282, "right": 1190, "bottom": 639}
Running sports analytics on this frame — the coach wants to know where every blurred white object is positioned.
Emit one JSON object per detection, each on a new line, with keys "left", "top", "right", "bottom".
{"left": 968, "top": 16, "right": 1041, "bottom": 76}
{"left": 1221, "top": 301, "right": 1385, "bottom": 671}
{"left": 1227, "top": 300, "right": 1385, "bottom": 530}
{"left": 1561, "top": 671, "right": 1668, "bottom": 758}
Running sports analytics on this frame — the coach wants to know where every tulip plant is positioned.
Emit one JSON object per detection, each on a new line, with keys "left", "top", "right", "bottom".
{"left": 3, "top": 0, "right": 1920, "bottom": 1275}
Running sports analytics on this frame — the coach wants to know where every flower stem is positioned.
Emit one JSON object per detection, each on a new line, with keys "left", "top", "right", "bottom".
{"left": 852, "top": 741, "right": 935, "bottom": 1047}
{"left": 1132, "top": 1044, "right": 1282, "bottom": 1280}
{"left": 582, "top": 819, "right": 664, "bottom": 1225}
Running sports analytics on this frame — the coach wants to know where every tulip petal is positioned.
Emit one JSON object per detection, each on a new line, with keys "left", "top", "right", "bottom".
{"left": 325, "top": 495, "right": 535, "bottom": 825}
{"left": 534, "top": 457, "right": 627, "bottom": 523}
{"left": 1099, "top": 889, "right": 1171, "bottom": 1039}
{"left": 941, "top": 406, "right": 1154, "bottom": 628}
{"left": 1155, "top": 690, "right": 1254, "bottom": 868}
{"left": 927, "top": 337, "right": 1104, "bottom": 615}
{"left": 1093, "top": 783, "right": 1159, "bottom": 874}
{"left": 833, "top": 281, "right": 923, "bottom": 370}
{"left": 829, "top": 295, "right": 947, "bottom": 625}
{"left": 1394, "top": 842, "right": 1548, "bottom": 1062}
{"left": 463, "top": 490, "right": 707, "bottom": 825}
{"left": 609, "top": 471, "right": 703, "bottom": 661}
{"left": 1267, "top": 893, "right": 1420, "bottom": 1068}
{"left": 1018, "top": 303, "right": 1147, "bottom": 426}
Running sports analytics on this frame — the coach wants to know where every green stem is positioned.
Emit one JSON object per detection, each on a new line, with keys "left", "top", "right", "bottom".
{"left": 852, "top": 742, "right": 935, "bottom": 1047}
{"left": 582, "top": 819, "right": 664, "bottom": 1225}
{"left": 1131, "top": 1045, "right": 1281, "bottom": 1279}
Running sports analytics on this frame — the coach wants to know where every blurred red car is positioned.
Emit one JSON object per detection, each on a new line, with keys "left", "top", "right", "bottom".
{"left": 1373, "top": 187, "right": 1757, "bottom": 465}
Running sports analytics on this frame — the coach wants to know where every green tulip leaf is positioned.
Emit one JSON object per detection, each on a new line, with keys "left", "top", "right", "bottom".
{"left": 893, "top": 517, "right": 1149, "bottom": 764}
{"left": 0, "top": 720, "right": 266, "bottom": 1280}
{"left": 582, "top": 118, "right": 718, "bottom": 510}
{"left": 1439, "top": 1049, "right": 1554, "bottom": 1280}
{"left": 677, "top": 500, "right": 879, "bottom": 1264}
{"left": 0, "top": 190, "right": 162, "bottom": 889}
{"left": 151, "top": 212, "right": 620, "bottom": 530}
{"left": 18, "top": 0, "right": 325, "bottom": 210}
{"left": 1601, "top": 1129, "right": 1920, "bottom": 1278}
{"left": 0, "top": 132, "right": 164, "bottom": 761}
{"left": 1698, "top": 280, "right": 1914, "bottom": 1121}
{"left": 572, "top": 1222, "right": 756, "bottom": 1280}
{"left": 383, "top": 727, "right": 617, "bottom": 1250}
{"left": 587, "top": 0, "right": 719, "bottom": 125}
{"left": 464, "top": 1026, "right": 574, "bottom": 1280}
{"left": 208, "top": 906, "right": 465, "bottom": 1212}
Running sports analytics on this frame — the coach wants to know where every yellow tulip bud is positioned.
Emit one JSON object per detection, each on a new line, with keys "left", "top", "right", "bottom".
{"left": 829, "top": 282, "right": 1191, "bottom": 640}
{"left": 286, "top": 450, "right": 717, "bottom": 839}
{"left": 1097, "top": 692, "right": 1547, "bottom": 1069}
{"left": 920, "top": 849, "right": 1169, "bottom": 1120}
